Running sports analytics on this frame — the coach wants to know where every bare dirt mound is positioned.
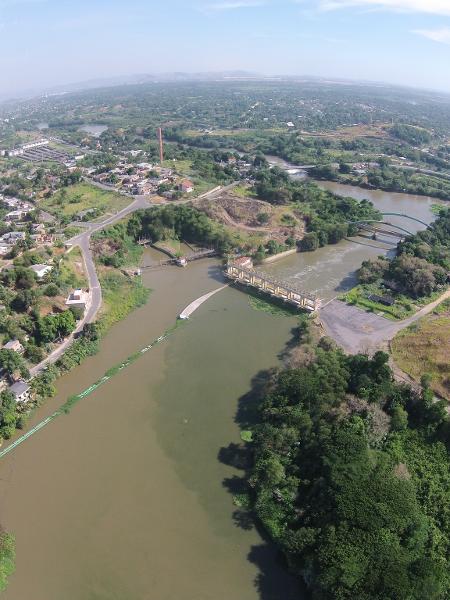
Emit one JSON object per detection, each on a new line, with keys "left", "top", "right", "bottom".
{"left": 195, "top": 191, "right": 304, "bottom": 244}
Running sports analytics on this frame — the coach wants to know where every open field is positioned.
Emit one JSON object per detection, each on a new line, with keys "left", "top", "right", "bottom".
{"left": 39, "top": 182, "right": 130, "bottom": 220}
{"left": 391, "top": 300, "right": 450, "bottom": 399}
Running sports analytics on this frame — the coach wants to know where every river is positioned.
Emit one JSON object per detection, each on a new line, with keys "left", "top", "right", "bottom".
{"left": 0, "top": 178, "right": 444, "bottom": 599}
{"left": 264, "top": 157, "right": 443, "bottom": 299}
{"left": 78, "top": 124, "right": 108, "bottom": 137}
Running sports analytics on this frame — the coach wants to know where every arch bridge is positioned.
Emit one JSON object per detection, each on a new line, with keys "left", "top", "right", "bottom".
{"left": 349, "top": 212, "right": 430, "bottom": 238}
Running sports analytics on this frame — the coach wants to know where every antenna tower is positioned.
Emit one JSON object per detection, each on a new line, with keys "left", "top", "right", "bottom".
{"left": 157, "top": 127, "right": 164, "bottom": 164}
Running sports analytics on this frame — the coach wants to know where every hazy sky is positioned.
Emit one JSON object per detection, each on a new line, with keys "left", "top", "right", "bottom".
{"left": 1, "top": 0, "right": 450, "bottom": 95}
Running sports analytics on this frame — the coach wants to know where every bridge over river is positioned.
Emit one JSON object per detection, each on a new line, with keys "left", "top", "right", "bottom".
{"left": 225, "top": 261, "right": 320, "bottom": 312}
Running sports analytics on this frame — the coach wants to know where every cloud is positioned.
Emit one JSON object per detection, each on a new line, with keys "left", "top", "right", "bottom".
{"left": 203, "top": 0, "right": 266, "bottom": 11}
{"left": 414, "top": 27, "right": 450, "bottom": 44}
{"left": 315, "top": 0, "right": 450, "bottom": 16}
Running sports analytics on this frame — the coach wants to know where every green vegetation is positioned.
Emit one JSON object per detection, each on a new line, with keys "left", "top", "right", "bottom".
{"left": 40, "top": 182, "right": 129, "bottom": 222}
{"left": 248, "top": 294, "right": 300, "bottom": 317}
{"left": 390, "top": 124, "right": 432, "bottom": 145}
{"left": 93, "top": 221, "right": 143, "bottom": 268}
{"left": 0, "top": 533, "right": 15, "bottom": 592}
{"left": 366, "top": 167, "right": 450, "bottom": 201}
{"left": 98, "top": 272, "right": 149, "bottom": 334}
{"left": 127, "top": 204, "right": 236, "bottom": 254}
{"left": 253, "top": 166, "right": 381, "bottom": 249}
{"left": 246, "top": 344, "right": 450, "bottom": 599}
{"left": 392, "top": 300, "right": 450, "bottom": 399}
{"left": 342, "top": 284, "right": 415, "bottom": 319}
{"left": 346, "top": 210, "right": 450, "bottom": 316}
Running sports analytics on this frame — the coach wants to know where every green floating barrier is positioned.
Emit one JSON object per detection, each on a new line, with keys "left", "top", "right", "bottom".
{"left": 0, "top": 320, "right": 188, "bottom": 459}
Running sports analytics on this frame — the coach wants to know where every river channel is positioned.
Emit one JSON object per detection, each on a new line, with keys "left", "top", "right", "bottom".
{"left": 0, "top": 179, "right": 444, "bottom": 599}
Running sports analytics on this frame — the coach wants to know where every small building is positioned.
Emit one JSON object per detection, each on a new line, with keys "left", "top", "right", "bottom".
{"left": 233, "top": 256, "right": 254, "bottom": 269}
{"left": 3, "top": 339, "right": 24, "bottom": 353}
{"left": 30, "top": 264, "right": 53, "bottom": 279}
{"left": 5, "top": 210, "right": 28, "bottom": 222}
{"left": 367, "top": 294, "right": 395, "bottom": 307}
{"left": 1, "top": 231, "right": 26, "bottom": 243}
{"left": 9, "top": 380, "right": 31, "bottom": 403}
{"left": 180, "top": 179, "right": 194, "bottom": 193}
{"left": 65, "top": 289, "right": 88, "bottom": 310}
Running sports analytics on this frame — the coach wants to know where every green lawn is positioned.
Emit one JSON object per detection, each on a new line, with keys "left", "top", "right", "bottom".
{"left": 40, "top": 182, "right": 130, "bottom": 220}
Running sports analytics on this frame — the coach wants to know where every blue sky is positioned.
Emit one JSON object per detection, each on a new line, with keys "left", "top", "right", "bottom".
{"left": 1, "top": 0, "right": 450, "bottom": 95}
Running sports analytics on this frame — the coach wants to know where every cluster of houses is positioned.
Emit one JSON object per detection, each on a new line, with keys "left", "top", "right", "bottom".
{"left": 83, "top": 160, "right": 195, "bottom": 197}
{"left": 351, "top": 161, "right": 380, "bottom": 176}
{"left": 218, "top": 155, "right": 253, "bottom": 177}
{"left": 0, "top": 286, "right": 89, "bottom": 406}
{"left": 0, "top": 195, "right": 55, "bottom": 257}
{"left": 1, "top": 196, "right": 33, "bottom": 222}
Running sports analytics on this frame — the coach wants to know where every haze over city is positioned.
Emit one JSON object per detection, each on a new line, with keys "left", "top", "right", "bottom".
{"left": 1, "top": 0, "right": 450, "bottom": 97}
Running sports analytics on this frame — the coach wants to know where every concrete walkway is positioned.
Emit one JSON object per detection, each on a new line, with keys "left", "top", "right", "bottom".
{"left": 179, "top": 285, "right": 228, "bottom": 319}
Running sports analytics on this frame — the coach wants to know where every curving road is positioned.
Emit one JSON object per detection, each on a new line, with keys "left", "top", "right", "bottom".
{"left": 30, "top": 196, "right": 151, "bottom": 375}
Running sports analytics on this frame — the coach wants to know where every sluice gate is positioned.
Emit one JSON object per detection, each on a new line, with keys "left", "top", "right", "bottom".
{"left": 225, "top": 263, "right": 320, "bottom": 312}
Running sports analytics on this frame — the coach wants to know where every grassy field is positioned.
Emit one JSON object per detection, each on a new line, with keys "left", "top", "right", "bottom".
{"left": 97, "top": 270, "right": 149, "bottom": 334}
{"left": 40, "top": 182, "right": 130, "bottom": 220}
{"left": 59, "top": 247, "right": 88, "bottom": 289}
{"left": 391, "top": 300, "right": 450, "bottom": 399}
{"left": 341, "top": 285, "right": 416, "bottom": 321}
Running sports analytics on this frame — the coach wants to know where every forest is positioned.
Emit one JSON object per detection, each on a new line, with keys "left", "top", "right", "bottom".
{"left": 126, "top": 204, "right": 236, "bottom": 254}
{"left": 249, "top": 344, "right": 450, "bottom": 599}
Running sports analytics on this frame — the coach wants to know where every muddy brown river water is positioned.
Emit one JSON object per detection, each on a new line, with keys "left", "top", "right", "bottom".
{"left": 0, "top": 180, "right": 445, "bottom": 599}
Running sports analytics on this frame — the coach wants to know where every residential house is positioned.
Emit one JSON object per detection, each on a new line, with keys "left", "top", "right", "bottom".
{"left": 9, "top": 380, "right": 31, "bottom": 403}
{"left": 180, "top": 179, "right": 194, "bottom": 193}
{"left": 3, "top": 339, "right": 24, "bottom": 353}
{"left": 30, "top": 264, "right": 53, "bottom": 279}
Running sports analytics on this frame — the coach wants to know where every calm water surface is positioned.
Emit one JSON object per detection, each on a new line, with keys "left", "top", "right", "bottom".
{"left": 264, "top": 175, "right": 443, "bottom": 300}
{"left": 78, "top": 124, "right": 108, "bottom": 137}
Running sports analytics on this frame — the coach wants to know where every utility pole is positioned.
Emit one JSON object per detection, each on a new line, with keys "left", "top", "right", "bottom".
{"left": 157, "top": 127, "right": 164, "bottom": 165}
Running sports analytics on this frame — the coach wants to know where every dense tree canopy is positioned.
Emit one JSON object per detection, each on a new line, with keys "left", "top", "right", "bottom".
{"left": 249, "top": 348, "right": 450, "bottom": 599}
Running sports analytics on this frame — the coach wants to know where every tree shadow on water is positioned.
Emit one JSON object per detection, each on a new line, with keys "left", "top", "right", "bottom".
{"left": 218, "top": 368, "right": 310, "bottom": 599}
{"left": 234, "top": 369, "right": 276, "bottom": 429}
{"left": 207, "top": 264, "right": 227, "bottom": 283}
{"left": 248, "top": 539, "right": 308, "bottom": 600}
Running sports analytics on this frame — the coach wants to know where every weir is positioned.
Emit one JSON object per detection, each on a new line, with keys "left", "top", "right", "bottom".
{"left": 225, "top": 262, "right": 320, "bottom": 312}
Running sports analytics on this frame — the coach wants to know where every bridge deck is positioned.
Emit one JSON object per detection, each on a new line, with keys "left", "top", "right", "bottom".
{"left": 225, "top": 264, "right": 319, "bottom": 311}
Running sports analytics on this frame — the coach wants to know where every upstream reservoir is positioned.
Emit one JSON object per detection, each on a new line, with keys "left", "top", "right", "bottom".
{"left": 0, "top": 182, "right": 444, "bottom": 599}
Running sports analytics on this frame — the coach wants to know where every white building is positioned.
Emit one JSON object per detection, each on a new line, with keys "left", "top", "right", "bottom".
{"left": 3, "top": 339, "right": 24, "bottom": 353}
{"left": 9, "top": 380, "right": 31, "bottom": 403}
{"left": 30, "top": 264, "right": 53, "bottom": 279}
{"left": 65, "top": 289, "right": 89, "bottom": 310}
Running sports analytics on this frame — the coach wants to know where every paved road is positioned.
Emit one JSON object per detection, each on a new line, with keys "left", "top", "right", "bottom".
{"left": 320, "top": 288, "right": 450, "bottom": 355}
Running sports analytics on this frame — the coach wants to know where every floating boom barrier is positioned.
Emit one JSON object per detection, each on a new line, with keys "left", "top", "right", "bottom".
{"left": 0, "top": 321, "right": 186, "bottom": 460}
